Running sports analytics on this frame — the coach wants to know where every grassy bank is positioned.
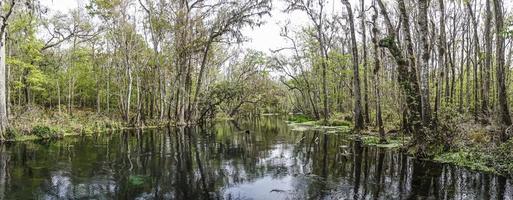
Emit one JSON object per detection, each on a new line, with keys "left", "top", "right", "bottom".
{"left": 6, "top": 106, "right": 168, "bottom": 142}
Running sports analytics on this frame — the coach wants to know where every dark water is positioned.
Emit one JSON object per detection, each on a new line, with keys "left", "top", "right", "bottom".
{"left": 0, "top": 117, "right": 511, "bottom": 199}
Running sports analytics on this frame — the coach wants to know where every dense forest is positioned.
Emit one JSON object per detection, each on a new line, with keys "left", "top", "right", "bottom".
{"left": 0, "top": 0, "right": 513, "bottom": 174}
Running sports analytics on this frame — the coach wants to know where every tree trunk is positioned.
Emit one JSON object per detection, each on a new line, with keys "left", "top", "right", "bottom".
{"left": 493, "top": 0, "right": 512, "bottom": 141}
{"left": 361, "top": 0, "right": 370, "bottom": 125}
{"left": 435, "top": 0, "right": 447, "bottom": 123}
{"left": 459, "top": 16, "right": 467, "bottom": 112}
{"left": 483, "top": 0, "right": 492, "bottom": 116}
{"left": 377, "top": 0, "right": 425, "bottom": 153}
{"left": 466, "top": 1, "right": 481, "bottom": 121}
{"left": 418, "top": 0, "right": 432, "bottom": 125}
{"left": 125, "top": 59, "right": 132, "bottom": 122}
{"left": 175, "top": 2, "right": 189, "bottom": 126}
{"left": 57, "top": 80, "right": 61, "bottom": 114}
{"left": 343, "top": 0, "right": 364, "bottom": 130}
{"left": 0, "top": 33, "right": 7, "bottom": 139}
{"left": 371, "top": 3, "right": 385, "bottom": 142}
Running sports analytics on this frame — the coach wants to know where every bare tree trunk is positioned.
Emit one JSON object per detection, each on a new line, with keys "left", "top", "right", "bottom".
{"left": 459, "top": 14, "right": 467, "bottom": 112}
{"left": 125, "top": 58, "right": 132, "bottom": 122}
{"left": 107, "top": 67, "right": 110, "bottom": 114}
{"left": 466, "top": 1, "right": 481, "bottom": 121}
{"left": 361, "top": 0, "right": 370, "bottom": 125}
{"left": 342, "top": 0, "right": 364, "bottom": 130}
{"left": 191, "top": 39, "right": 212, "bottom": 122}
{"left": 57, "top": 80, "right": 61, "bottom": 114}
{"left": 93, "top": 44, "right": 101, "bottom": 114}
{"left": 0, "top": 33, "right": 7, "bottom": 139}
{"left": 435, "top": 0, "right": 447, "bottom": 123}
{"left": 321, "top": 39, "right": 329, "bottom": 124}
{"left": 159, "top": 66, "right": 165, "bottom": 120}
{"left": 466, "top": 34, "right": 471, "bottom": 111}
{"left": 68, "top": 78, "right": 74, "bottom": 116}
{"left": 136, "top": 76, "right": 141, "bottom": 126}
{"left": 483, "top": 0, "right": 492, "bottom": 116}
{"left": 371, "top": 3, "right": 385, "bottom": 143}
{"left": 418, "top": 0, "right": 432, "bottom": 125}
{"left": 493, "top": 0, "right": 512, "bottom": 141}
{"left": 449, "top": 14, "right": 457, "bottom": 104}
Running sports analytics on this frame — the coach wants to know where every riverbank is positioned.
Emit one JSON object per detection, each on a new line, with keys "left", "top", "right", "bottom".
{"left": 286, "top": 115, "right": 513, "bottom": 177}
{"left": 5, "top": 106, "right": 169, "bottom": 142}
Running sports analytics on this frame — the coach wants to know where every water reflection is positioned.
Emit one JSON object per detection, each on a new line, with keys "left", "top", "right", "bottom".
{"left": 0, "top": 116, "right": 511, "bottom": 199}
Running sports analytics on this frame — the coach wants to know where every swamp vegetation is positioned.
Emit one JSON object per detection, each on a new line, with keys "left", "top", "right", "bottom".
{"left": 0, "top": 0, "right": 512, "bottom": 198}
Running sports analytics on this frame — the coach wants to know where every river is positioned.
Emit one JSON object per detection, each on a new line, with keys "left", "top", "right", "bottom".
{"left": 0, "top": 116, "right": 511, "bottom": 199}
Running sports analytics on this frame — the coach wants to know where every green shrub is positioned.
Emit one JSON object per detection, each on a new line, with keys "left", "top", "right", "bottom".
{"left": 32, "top": 125, "right": 62, "bottom": 139}
{"left": 288, "top": 114, "right": 314, "bottom": 123}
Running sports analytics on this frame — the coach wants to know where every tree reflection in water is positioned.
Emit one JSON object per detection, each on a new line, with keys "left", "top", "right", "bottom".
{"left": 0, "top": 116, "right": 511, "bottom": 199}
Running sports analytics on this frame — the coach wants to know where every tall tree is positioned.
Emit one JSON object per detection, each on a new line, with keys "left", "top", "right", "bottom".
{"left": 483, "top": 0, "right": 492, "bottom": 116}
{"left": 493, "top": 0, "right": 512, "bottom": 141}
{"left": 418, "top": 0, "right": 431, "bottom": 125}
{"left": 0, "top": 0, "right": 16, "bottom": 139}
{"left": 342, "top": 0, "right": 364, "bottom": 130}
{"left": 466, "top": 0, "right": 481, "bottom": 121}
{"left": 376, "top": 0, "right": 425, "bottom": 154}
{"left": 371, "top": 0, "right": 385, "bottom": 143}
{"left": 360, "top": 0, "right": 370, "bottom": 124}
{"left": 435, "top": 0, "right": 447, "bottom": 123}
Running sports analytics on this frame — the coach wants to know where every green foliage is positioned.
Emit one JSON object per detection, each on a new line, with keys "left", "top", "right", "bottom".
{"left": 31, "top": 125, "right": 63, "bottom": 139}
{"left": 361, "top": 135, "right": 408, "bottom": 148}
{"left": 327, "top": 112, "right": 352, "bottom": 127}
{"left": 288, "top": 114, "right": 314, "bottom": 123}
{"left": 435, "top": 150, "right": 495, "bottom": 173}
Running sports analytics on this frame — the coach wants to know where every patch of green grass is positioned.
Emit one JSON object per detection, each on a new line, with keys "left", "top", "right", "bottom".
{"left": 31, "top": 125, "right": 63, "bottom": 139}
{"left": 288, "top": 114, "right": 314, "bottom": 123}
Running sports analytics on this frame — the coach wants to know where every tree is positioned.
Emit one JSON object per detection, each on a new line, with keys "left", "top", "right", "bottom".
{"left": 342, "top": 0, "right": 364, "bottom": 131}
{"left": 371, "top": 0, "right": 385, "bottom": 143}
{"left": 483, "top": 0, "right": 492, "bottom": 116}
{"left": 418, "top": 0, "right": 431, "bottom": 125}
{"left": 360, "top": 0, "right": 370, "bottom": 124}
{"left": 493, "top": 0, "right": 512, "bottom": 141}
{"left": 376, "top": 0, "right": 426, "bottom": 154}
{"left": 284, "top": 0, "right": 332, "bottom": 124}
{"left": 435, "top": 0, "right": 447, "bottom": 124}
{"left": 0, "top": 0, "right": 16, "bottom": 139}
